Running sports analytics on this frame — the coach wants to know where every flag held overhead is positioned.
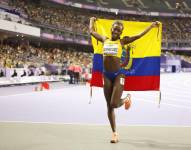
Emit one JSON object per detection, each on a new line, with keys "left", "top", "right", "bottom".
{"left": 91, "top": 19, "right": 162, "bottom": 91}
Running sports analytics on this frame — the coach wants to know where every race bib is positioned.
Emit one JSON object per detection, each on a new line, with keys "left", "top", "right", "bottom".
{"left": 103, "top": 44, "right": 118, "bottom": 55}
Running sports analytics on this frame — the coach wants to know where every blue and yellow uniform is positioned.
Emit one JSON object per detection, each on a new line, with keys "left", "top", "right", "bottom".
{"left": 103, "top": 39, "right": 127, "bottom": 82}
{"left": 103, "top": 39, "right": 123, "bottom": 58}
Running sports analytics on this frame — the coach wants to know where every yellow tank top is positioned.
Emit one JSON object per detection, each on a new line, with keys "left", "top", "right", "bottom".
{"left": 103, "top": 39, "right": 122, "bottom": 58}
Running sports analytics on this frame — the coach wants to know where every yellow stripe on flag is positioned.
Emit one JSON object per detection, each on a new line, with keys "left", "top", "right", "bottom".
{"left": 91, "top": 19, "right": 162, "bottom": 58}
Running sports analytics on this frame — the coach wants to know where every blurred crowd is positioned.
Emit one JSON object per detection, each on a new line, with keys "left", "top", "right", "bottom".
{"left": 8, "top": 0, "right": 191, "bottom": 42}
{"left": 0, "top": 44, "right": 93, "bottom": 82}
{"left": 9, "top": 0, "right": 88, "bottom": 33}
{"left": 0, "top": 0, "right": 191, "bottom": 80}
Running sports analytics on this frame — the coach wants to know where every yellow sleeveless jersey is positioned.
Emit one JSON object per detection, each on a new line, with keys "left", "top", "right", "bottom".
{"left": 103, "top": 39, "right": 123, "bottom": 58}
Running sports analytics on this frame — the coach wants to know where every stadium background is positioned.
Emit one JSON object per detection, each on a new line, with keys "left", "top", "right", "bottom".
{"left": 0, "top": 1, "right": 191, "bottom": 150}
{"left": 0, "top": 0, "right": 191, "bottom": 84}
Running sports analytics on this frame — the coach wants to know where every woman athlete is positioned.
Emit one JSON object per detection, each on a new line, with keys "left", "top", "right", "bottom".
{"left": 89, "top": 17, "right": 159, "bottom": 143}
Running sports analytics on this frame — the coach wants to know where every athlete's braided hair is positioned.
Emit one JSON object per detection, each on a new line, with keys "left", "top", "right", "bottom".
{"left": 112, "top": 20, "right": 124, "bottom": 30}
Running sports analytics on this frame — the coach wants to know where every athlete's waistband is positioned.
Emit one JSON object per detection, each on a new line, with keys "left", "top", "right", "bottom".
{"left": 103, "top": 68, "right": 126, "bottom": 82}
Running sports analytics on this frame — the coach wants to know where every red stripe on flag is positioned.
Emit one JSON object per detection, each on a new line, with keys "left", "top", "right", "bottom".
{"left": 124, "top": 76, "right": 160, "bottom": 91}
{"left": 90, "top": 72, "right": 103, "bottom": 87}
{"left": 90, "top": 72, "right": 160, "bottom": 91}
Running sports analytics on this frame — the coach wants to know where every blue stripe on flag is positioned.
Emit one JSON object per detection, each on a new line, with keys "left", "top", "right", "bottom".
{"left": 127, "top": 57, "right": 160, "bottom": 76}
{"left": 92, "top": 54, "right": 160, "bottom": 76}
{"left": 92, "top": 54, "right": 103, "bottom": 72}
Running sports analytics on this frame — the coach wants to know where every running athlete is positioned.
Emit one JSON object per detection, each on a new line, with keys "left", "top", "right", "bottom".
{"left": 89, "top": 17, "right": 159, "bottom": 143}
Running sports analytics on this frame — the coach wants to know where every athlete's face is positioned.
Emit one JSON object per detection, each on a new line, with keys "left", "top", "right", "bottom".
{"left": 111, "top": 24, "right": 123, "bottom": 40}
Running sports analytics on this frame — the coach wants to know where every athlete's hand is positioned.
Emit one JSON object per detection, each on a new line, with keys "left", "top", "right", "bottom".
{"left": 90, "top": 17, "right": 97, "bottom": 23}
{"left": 151, "top": 21, "right": 160, "bottom": 28}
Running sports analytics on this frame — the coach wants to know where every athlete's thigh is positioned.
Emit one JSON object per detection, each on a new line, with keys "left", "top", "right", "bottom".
{"left": 111, "top": 74, "right": 124, "bottom": 104}
{"left": 103, "top": 76, "right": 113, "bottom": 105}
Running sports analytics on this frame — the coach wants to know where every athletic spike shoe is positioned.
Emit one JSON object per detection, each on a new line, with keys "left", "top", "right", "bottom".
{"left": 124, "top": 94, "right": 131, "bottom": 110}
{"left": 110, "top": 132, "right": 119, "bottom": 143}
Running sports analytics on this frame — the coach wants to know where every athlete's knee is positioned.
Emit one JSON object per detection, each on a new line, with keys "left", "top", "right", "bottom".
{"left": 110, "top": 101, "right": 118, "bottom": 108}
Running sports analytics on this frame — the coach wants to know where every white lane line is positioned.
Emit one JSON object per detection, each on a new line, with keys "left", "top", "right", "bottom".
{"left": 0, "top": 120, "right": 191, "bottom": 128}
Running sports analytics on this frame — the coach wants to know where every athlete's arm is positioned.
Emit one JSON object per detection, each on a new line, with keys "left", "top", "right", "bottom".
{"left": 89, "top": 17, "right": 107, "bottom": 43}
{"left": 121, "top": 21, "right": 160, "bottom": 45}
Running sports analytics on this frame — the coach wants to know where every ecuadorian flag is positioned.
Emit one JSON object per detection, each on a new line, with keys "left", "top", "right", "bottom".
{"left": 91, "top": 19, "right": 162, "bottom": 91}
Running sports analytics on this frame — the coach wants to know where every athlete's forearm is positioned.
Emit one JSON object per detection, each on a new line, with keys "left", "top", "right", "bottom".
{"left": 89, "top": 17, "right": 106, "bottom": 42}
{"left": 138, "top": 21, "right": 160, "bottom": 39}
{"left": 89, "top": 18, "right": 96, "bottom": 34}
{"left": 137, "top": 24, "right": 155, "bottom": 39}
